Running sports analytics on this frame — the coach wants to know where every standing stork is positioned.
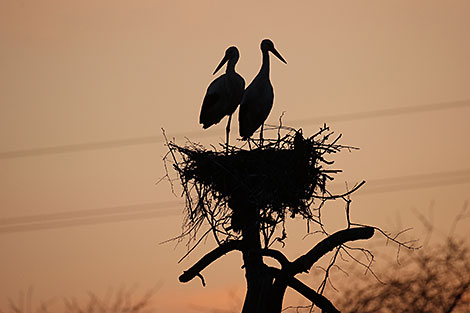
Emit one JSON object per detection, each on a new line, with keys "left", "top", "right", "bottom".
{"left": 199, "top": 46, "right": 245, "bottom": 149}
{"left": 239, "top": 39, "right": 287, "bottom": 144}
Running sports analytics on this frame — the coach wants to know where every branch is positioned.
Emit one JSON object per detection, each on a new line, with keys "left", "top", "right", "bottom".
{"left": 444, "top": 280, "right": 470, "bottom": 313}
{"left": 267, "top": 267, "right": 340, "bottom": 313}
{"left": 262, "top": 249, "right": 291, "bottom": 268}
{"left": 291, "top": 227, "right": 374, "bottom": 275}
{"left": 314, "top": 180, "right": 366, "bottom": 200}
{"left": 179, "top": 240, "right": 242, "bottom": 284}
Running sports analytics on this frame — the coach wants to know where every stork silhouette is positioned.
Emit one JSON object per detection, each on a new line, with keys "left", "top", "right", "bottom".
{"left": 239, "top": 39, "right": 287, "bottom": 145}
{"left": 199, "top": 46, "right": 245, "bottom": 149}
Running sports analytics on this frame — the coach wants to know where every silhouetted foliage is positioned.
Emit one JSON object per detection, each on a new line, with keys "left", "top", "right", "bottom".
{"left": 1, "top": 287, "right": 156, "bottom": 313}
{"left": 336, "top": 238, "right": 470, "bottom": 313}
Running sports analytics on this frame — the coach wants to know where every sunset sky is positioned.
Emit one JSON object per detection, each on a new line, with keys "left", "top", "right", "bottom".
{"left": 1, "top": 1, "right": 469, "bottom": 312}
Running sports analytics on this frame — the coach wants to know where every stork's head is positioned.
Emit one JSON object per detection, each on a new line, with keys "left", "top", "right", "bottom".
{"left": 261, "top": 39, "right": 287, "bottom": 64}
{"left": 213, "top": 46, "right": 240, "bottom": 75}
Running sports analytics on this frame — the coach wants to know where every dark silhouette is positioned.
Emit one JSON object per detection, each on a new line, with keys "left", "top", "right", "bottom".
{"left": 200, "top": 46, "right": 245, "bottom": 148}
{"left": 164, "top": 40, "right": 415, "bottom": 313}
{"left": 337, "top": 237, "right": 470, "bottom": 313}
{"left": 162, "top": 125, "right": 416, "bottom": 313}
{"left": 239, "top": 39, "right": 287, "bottom": 142}
{"left": 2, "top": 286, "right": 157, "bottom": 313}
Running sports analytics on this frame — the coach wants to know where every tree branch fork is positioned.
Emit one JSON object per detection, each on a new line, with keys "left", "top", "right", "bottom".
{"left": 179, "top": 226, "right": 374, "bottom": 312}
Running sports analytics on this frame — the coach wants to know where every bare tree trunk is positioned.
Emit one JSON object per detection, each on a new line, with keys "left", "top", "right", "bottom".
{"left": 240, "top": 205, "right": 272, "bottom": 313}
{"left": 268, "top": 278, "right": 287, "bottom": 313}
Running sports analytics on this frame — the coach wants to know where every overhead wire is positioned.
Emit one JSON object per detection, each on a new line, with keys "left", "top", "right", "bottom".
{"left": 1, "top": 101, "right": 468, "bottom": 233}
{"left": 0, "top": 99, "right": 469, "bottom": 160}
{"left": 1, "top": 169, "right": 469, "bottom": 235}
{"left": 0, "top": 201, "right": 182, "bottom": 226}
{"left": 0, "top": 202, "right": 182, "bottom": 234}
{"left": 333, "top": 169, "right": 470, "bottom": 195}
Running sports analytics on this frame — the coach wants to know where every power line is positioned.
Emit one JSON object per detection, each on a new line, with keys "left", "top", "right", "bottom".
{"left": 0, "top": 201, "right": 182, "bottom": 226}
{"left": 335, "top": 169, "right": 470, "bottom": 195}
{"left": 1, "top": 169, "right": 469, "bottom": 235}
{"left": 289, "top": 99, "right": 470, "bottom": 125}
{"left": 0, "top": 136, "right": 165, "bottom": 160}
{"left": 0, "top": 209, "right": 180, "bottom": 235}
{"left": 1, "top": 100, "right": 469, "bottom": 160}
{"left": 0, "top": 202, "right": 182, "bottom": 235}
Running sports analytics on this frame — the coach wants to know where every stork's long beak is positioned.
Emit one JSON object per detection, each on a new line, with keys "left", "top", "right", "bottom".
{"left": 271, "top": 47, "right": 287, "bottom": 64}
{"left": 213, "top": 54, "right": 229, "bottom": 75}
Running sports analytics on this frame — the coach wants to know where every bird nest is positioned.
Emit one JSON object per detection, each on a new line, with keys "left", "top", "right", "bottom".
{"left": 164, "top": 125, "right": 354, "bottom": 244}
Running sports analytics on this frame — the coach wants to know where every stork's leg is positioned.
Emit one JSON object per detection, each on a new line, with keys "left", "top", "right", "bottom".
{"left": 260, "top": 123, "right": 264, "bottom": 147}
{"left": 225, "top": 115, "right": 232, "bottom": 153}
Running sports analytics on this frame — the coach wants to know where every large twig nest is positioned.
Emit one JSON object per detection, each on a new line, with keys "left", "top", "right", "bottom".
{"left": 166, "top": 126, "right": 349, "bottom": 234}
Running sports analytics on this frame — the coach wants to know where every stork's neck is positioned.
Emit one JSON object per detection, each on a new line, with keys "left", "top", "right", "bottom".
{"left": 260, "top": 49, "right": 270, "bottom": 77}
{"left": 225, "top": 57, "right": 238, "bottom": 74}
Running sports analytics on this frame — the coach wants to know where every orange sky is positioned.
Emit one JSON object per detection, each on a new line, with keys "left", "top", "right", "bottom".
{"left": 1, "top": 1, "right": 469, "bottom": 312}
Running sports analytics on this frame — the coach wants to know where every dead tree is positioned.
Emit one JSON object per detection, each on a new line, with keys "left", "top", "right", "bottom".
{"left": 163, "top": 125, "right": 395, "bottom": 313}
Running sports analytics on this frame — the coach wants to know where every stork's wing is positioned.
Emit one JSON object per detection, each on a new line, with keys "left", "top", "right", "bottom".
{"left": 199, "top": 76, "right": 228, "bottom": 129}
{"left": 239, "top": 78, "right": 273, "bottom": 138}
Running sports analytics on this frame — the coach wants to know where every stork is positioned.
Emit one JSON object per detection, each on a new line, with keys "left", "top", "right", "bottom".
{"left": 199, "top": 46, "right": 245, "bottom": 149}
{"left": 238, "top": 39, "right": 287, "bottom": 144}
